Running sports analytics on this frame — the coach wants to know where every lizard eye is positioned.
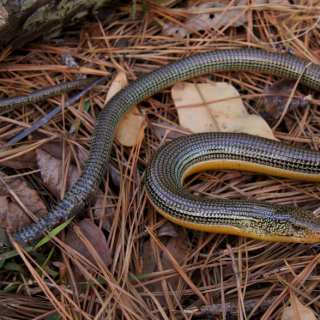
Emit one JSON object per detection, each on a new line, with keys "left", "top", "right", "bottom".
{"left": 291, "top": 224, "right": 303, "bottom": 232}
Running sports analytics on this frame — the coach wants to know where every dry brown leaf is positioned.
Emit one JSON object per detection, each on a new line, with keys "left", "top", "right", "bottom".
{"left": 284, "top": 115, "right": 296, "bottom": 132}
{"left": 0, "top": 150, "right": 37, "bottom": 169}
{"left": 0, "top": 171, "right": 47, "bottom": 231}
{"left": 173, "top": 82, "right": 275, "bottom": 140}
{"left": 163, "top": 0, "right": 267, "bottom": 37}
{"left": 142, "top": 226, "right": 189, "bottom": 306}
{"left": 32, "top": 131, "right": 79, "bottom": 165}
{"left": 281, "top": 295, "right": 316, "bottom": 320}
{"left": 36, "top": 148, "right": 80, "bottom": 199}
{"left": 36, "top": 148, "right": 113, "bottom": 228}
{"left": 105, "top": 71, "right": 144, "bottom": 146}
{"left": 157, "top": 220, "right": 178, "bottom": 238}
{"left": 64, "top": 219, "right": 112, "bottom": 273}
{"left": 256, "top": 79, "right": 308, "bottom": 119}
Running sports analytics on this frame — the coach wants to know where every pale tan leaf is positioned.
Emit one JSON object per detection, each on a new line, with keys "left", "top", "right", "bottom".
{"left": 115, "top": 106, "right": 144, "bottom": 146}
{"left": 105, "top": 71, "right": 144, "bottom": 146}
{"left": 0, "top": 171, "right": 47, "bottom": 231}
{"left": 281, "top": 295, "right": 316, "bottom": 320}
{"left": 105, "top": 71, "right": 128, "bottom": 101}
{"left": 173, "top": 82, "right": 276, "bottom": 140}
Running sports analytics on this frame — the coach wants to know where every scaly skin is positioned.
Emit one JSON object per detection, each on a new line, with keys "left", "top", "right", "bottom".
{"left": 2, "top": 49, "right": 320, "bottom": 252}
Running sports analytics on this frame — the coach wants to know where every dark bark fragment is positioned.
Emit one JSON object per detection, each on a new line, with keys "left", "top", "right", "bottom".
{"left": 0, "top": 0, "right": 116, "bottom": 52}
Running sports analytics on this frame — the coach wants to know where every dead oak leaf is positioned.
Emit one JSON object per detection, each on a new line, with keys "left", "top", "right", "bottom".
{"left": 0, "top": 171, "right": 47, "bottom": 231}
{"left": 173, "top": 82, "right": 275, "bottom": 140}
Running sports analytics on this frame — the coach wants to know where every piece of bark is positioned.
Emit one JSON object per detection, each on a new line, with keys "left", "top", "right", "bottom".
{"left": 0, "top": 0, "right": 116, "bottom": 52}
{"left": 180, "top": 295, "right": 287, "bottom": 318}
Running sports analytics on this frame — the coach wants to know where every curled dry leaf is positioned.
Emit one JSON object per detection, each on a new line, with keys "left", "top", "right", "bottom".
{"left": 142, "top": 226, "right": 189, "bottom": 306}
{"left": 281, "top": 295, "right": 316, "bottom": 320}
{"left": 105, "top": 71, "right": 144, "bottom": 146}
{"left": 163, "top": 0, "right": 267, "bottom": 37}
{"left": 157, "top": 220, "right": 178, "bottom": 238}
{"left": 256, "top": 79, "right": 309, "bottom": 120}
{"left": 0, "top": 171, "right": 47, "bottom": 231}
{"left": 64, "top": 219, "right": 112, "bottom": 274}
{"left": 173, "top": 82, "right": 275, "bottom": 140}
